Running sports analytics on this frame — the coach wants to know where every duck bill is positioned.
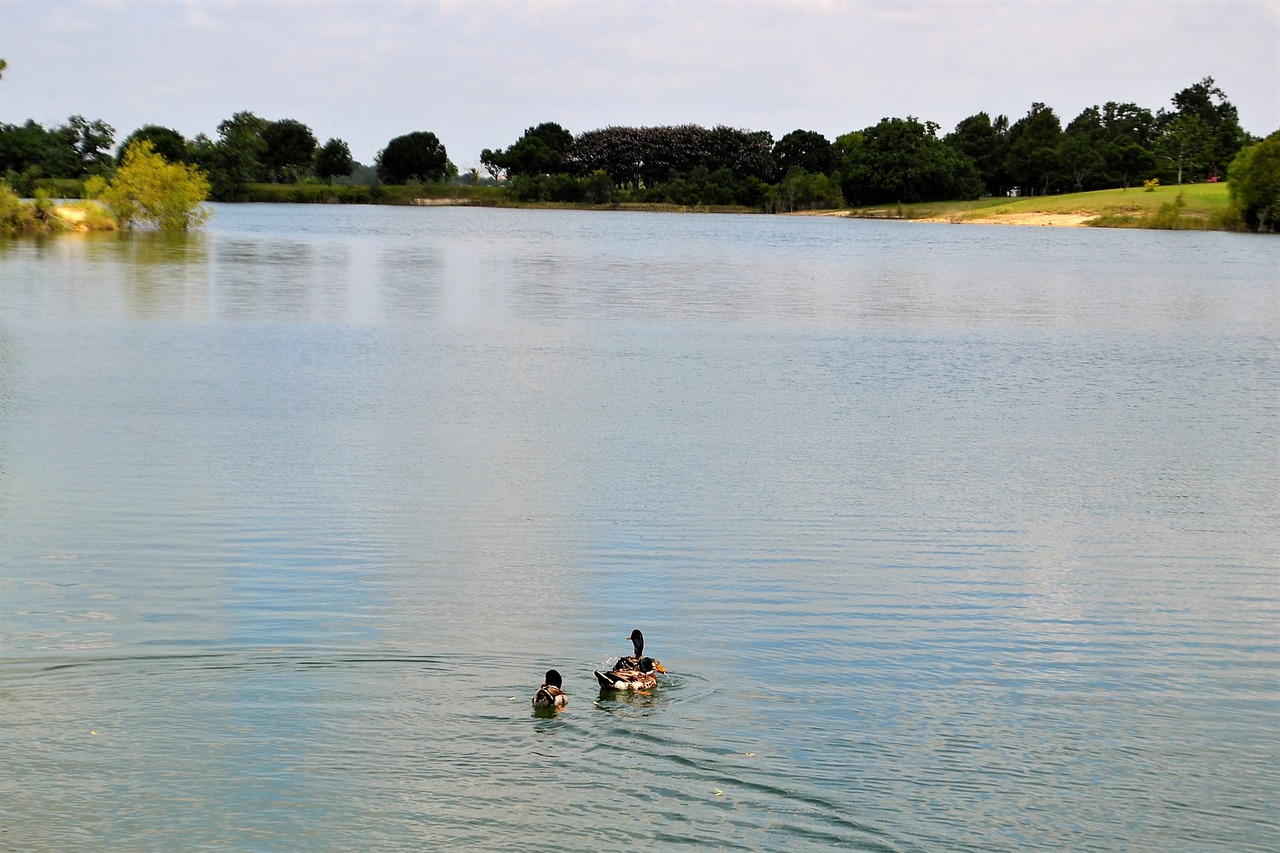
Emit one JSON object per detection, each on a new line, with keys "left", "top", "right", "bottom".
{"left": 653, "top": 662, "right": 667, "bottom": 673}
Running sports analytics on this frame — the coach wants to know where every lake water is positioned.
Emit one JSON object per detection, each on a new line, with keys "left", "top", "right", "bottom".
{"left": 1, "top": 205, "right": 1276, "bottom": 851}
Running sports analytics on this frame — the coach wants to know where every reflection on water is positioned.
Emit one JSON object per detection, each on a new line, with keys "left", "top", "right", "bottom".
{"left": 0, "top": 206, "right": 1277, "bottom": 851}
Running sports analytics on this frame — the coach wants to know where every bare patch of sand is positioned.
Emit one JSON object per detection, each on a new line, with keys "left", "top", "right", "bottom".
{"left": 919, "top": 211, "right": 1094, "bottom": 227}
{"left": 53, "top": 206, "right": 91, "bottom": 231}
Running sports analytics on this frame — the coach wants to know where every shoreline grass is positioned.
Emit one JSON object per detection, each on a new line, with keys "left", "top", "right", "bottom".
{"left": 846, "top": 182, "right": 1237, "bottom": 230}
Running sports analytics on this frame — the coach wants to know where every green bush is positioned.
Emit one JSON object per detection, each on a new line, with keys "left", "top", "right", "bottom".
{"left": 0, "top": 183, "right": 68, "bottom": 233}
{"left": 98, "top": 140, "right": 211, "bottom": 230}
{"left": 1228, "top": 132, "right": 1280, "bottom": 232}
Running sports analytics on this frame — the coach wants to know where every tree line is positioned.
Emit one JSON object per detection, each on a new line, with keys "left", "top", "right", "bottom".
{"left": 0, "top": 108, "right": 452, "bottom": 201}
{"left": 480, "top": 78, "right": 1255, "bottom": 209}
{"left": 0, "top": 74, "right": 1272, "bottom": 225}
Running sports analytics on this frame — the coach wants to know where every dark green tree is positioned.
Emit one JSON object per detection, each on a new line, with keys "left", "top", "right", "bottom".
{"left": 1099, "top": 102, "right": 1156, "bottom": 189}
{"left": 209, "top": 111, "right": 268, "bottom": 200}
{"left": 376, "top": 131, "right": 452, "bottom": 184}
{"left": 484, "top": 122, "right": 575, "bottom": 179}
{"left": 261, "top": 118, "right": 317, "bottom": 183}
{"left": 838, "top": 117, "right": 982, "bottom": 206}
{"left": 1227, "top": 131, "right": 1280, "bottom": 231}
{"left": 1162, "top": 76, "right": 1248, "bottom": 178}
{"left": 0, "top": 120, "right": 51, "bottom": 189}
{"left": 772, "top": 130, "right": 836, "bottom": 177}
{"left": 1155, "top": 113, "right": 1211, "bottom": 185}
{"left": 1059, "top": 107, "right": 1107, "bottom": 191}
{"left": 945, "top": 112, "right": 1010, "bottom": 196}
{"left": 515, "top": 122, "right": 572, "bottom": 175}
{"left": 63, "top": 116, "right": 115, "bottom": 176}
{"left": 1005, "top": 103, "right": 1062, "bottom": 195}
{"left": 766, "top": 167, "right": 843, "bottom": 212}
{"left": 119, "top": 125, "right": 188, "bottom": 165}
{"left": 314, "top": 138, "right": 354, "bottom": 183}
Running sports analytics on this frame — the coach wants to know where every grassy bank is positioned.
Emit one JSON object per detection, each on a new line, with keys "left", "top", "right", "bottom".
{"left": 848, "top": 182, "right": 1236, "bottom": 229}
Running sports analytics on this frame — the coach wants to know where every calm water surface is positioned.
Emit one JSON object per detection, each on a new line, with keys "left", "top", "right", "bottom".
{"left": 1, "top": 205, "right": 1277, "bottom": 851}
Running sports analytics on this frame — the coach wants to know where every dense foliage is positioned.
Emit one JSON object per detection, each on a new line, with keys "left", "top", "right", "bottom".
{"left": 376, "top": 131, "right": 454, "bottom": 185}
{"left": 314, "top": 138, "right": 355, "bottom": 183}
{"left": 481, "top": 122, "right": 574, "bottom": 179}
{"left": 92, "top": 139, "right": 210, "bottom": 231}
{"left": 837, "top": 117, "right": 983, "bottom": 205}
{"left": 1228, "top": 132, "right": 1280, "bottom": 231}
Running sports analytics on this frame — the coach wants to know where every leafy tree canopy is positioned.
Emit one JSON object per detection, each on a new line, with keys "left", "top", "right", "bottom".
{"left": 261, "top": 118, "right": 318, "bottom": 183}
{"left": 314, "top": 138, "right": 354, "bottom": 183}
{"left": 1005, "top": 103, "right": 1062, "bottom": 194}
{"left": 1228, "top": 131, "right": 1280, "bottom": 231}
{"left": 839, "top": 117, "right": 982, "bottom": 205}
{"left": 376, "top": 131, "right": 452, "bottom": 184}
{"left": 482, "top": 122, "right": 575, "bottom": 179}
{"left": 119, "top": 125, "right": 187, "bottom": 165}
{"left": 1159, "top": 77, "right": 1248, "bottom": 178}
{"left": 773, "top": 130, "right": 836, "bottom": 177}
{"left": 944, "top": 112, "right": 1009, "bottom": 196}
{"left": 93, "top": 139, "right": 210, "bottom": 231}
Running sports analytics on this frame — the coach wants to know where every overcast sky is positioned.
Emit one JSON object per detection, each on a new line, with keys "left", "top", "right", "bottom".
{"left": 2, "top": 0, "right": 1277, "bottom": 168}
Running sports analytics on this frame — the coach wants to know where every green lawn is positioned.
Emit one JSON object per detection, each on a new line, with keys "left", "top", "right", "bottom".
{"left": 850, "top": 182, "right": 1235, "bottom": 229}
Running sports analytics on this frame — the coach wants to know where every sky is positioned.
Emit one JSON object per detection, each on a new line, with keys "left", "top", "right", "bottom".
{"left": 2, "top": 0, "right": 1277, "bottom": 169}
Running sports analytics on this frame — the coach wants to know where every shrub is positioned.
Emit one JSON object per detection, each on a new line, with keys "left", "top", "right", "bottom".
{"left": 0, "top": 184, "right": 69, "bottom": 233}
{"left": 97, "top": 140, "right": 211, "bottom": 230}
{"left": 1228, "top": 132, "right": 1280, "bottom": 232}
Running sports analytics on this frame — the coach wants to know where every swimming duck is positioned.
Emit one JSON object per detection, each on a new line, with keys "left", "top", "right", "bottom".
{"left": 594, "top": 656, "right": 666, "bottom": 691}
{"left": 532, "top": 669, "right": 568, "bottom": 708}
{"left": 614, "top": 628, "right": 662, "bottom": 673}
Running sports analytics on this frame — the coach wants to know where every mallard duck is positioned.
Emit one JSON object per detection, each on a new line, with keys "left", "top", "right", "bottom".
{"left": 532, "top": 669, "right": 568, "bottom": 708}
{"left": 614, "top": 628, "right": 663, "bottom": 673}
{"left": 594, "top": 656, "right": 666, "bottom": 691}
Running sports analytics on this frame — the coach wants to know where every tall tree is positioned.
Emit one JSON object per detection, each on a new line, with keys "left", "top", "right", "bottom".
{"left": 119, "top": 125, "right": 187, "bottom": 165}
{"left": 200, "top": 111, "right": 268, "bottom": 200}
{"left": 0, "top": 120, "right": 50, "bottom": 176}
{"left": 1059, "top": 107, "right": 1107, "bottom": 192}
{"left": 483, "top": 122, "right": 574, "bottom": 179}
{"left": 261, "top": 118, "right": 317, "bottom": 183}
{"left": 62, "top": 115, "right": 115, "bottom": 176}
{"left": 838, "top": 116, "right": 982, "bottom": 206}
{"left": 314, "top": 138, "right": 354, "bottom": 183}
{"left": 376, "top": 131, "right": 452, "bottom": 184}
{"left": 1158, "top": 76, "right": 1248, "bottom": 180}
{"left": 1156, "top": 114, "right": 1210, "bottom": 185}
{"left": 1099, "top": 102, "right": 1156, "bottom": 189}
{"left": 1228, "top": 131, "right": 1280, "bottom": 232}
{"left": 1005, "top": 103, "right": 1062, "bottom": 195}
{"left": 773, "top": 130, "right": 836, "bottom": 177}
{"left": 945, "top": 112, "right": 1010, "bottom": 196}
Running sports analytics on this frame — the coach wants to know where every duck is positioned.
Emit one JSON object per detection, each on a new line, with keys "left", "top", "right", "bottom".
{"left": 532, "top": 669, "right": 568, "bottom": 708}
{"left": 594, "top": 656, "right": 666, "bottom": 691}
{"left": 614, "top": 628, "right": 663, "bottom": 673}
